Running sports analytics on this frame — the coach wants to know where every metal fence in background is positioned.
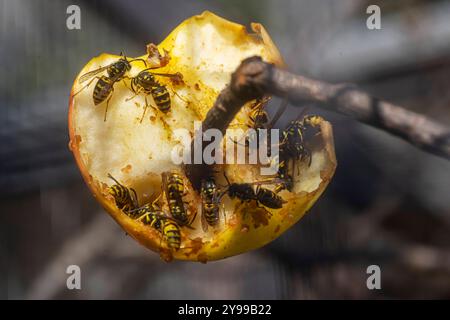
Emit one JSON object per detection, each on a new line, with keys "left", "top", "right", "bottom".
{"left": 1, "top": 0, "right": 450, "bottom": 299}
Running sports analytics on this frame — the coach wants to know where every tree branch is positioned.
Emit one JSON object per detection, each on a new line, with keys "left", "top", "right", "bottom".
{"left": 185, "top": 56, "right": 450, "bottom": 189}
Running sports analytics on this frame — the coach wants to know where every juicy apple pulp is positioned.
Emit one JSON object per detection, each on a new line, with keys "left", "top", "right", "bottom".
{"left": 68, "top": 11, "right": 336, "bottom": 262}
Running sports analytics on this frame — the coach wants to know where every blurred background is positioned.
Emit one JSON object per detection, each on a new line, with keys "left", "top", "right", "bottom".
{"left": 1, "top": 0, "right": 450, "bottom": 299}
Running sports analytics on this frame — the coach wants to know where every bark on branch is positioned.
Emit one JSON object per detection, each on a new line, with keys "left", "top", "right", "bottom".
{"left": 185, "top": 56, "right": 450, "bottom": 189}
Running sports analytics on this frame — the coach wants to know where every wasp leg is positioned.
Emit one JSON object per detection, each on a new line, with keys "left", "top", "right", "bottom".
{"left": 125, "top": 92, "right": 140, "bottom": 102}
{"left": 103, "top": 89, "right": 114, "bottom": 122}
{"left": 180, "top": 198, "right": 196, "bottom": 228}
{"left": 158, "top": 231, "right": 164, "bottom": 251}
{"left": 304, "top": 148, "right": 312, "bottom": 167}
{"left": 130, "top": 188, "right": 139, "bottom": 210}
{"left": 221, "top": 203, "right": 227, "bottom": 225}
{"left": 228, "top": 127, "right": 252, "bottom": 150}
{"left": 126, "top": 85, "right": 143, "bottom": 102}
{"left": 182, "top": 214, "right": 196, "bottom": 230}
{"left": 151, "top": 194, "right": 162, "bottom": 209}
{"left": 290, "top": 157, "right": 298, "bottom": 177}
{"left": 121, "top": 76, "right": 133, "bottom": 91}
{"left": 139, "top": 95, "right": 150, "bottom": 123}
{"left": 136, "top": 211, "right": 150, "bottom": 222}
{"left": 255, "top": 202, "right": 264, "bottom": 209}
{"left": 73, "top": 76, "right": 101, "bottom": 98}
{"left": 254, "top": 185, "right": 263, "bottom": 209}
{"left": 168, "top": 87, "right": 188, "bottom": 104}
{"left": 188, "top": 209, "right": 198, "bottom": 227}
{"left": 231, "top": 136, "right": 248, "bottom": 148}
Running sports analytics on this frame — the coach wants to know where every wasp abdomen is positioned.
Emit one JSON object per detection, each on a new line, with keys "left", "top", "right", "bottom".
{"left": 168, "top": 198, "right": 189, "bottom": 225}
{"left": 109, "top": 185, "right": 132, "bottom": 209}
{"left": 151, "top": 85, "right": 171, "bottom": 113}
{"left": 256, "top": 187, "right": 285, "bottom": 209}
{"left": 201, "top": 178, "right": 220, "bottom": 228}
{"left": 163, "top": 220, "right": 181, "bottom": 250}
{"left": 204, "top": 203, "right": 219, "bottom": 225}
{"left": 107, "top": 174, "right": 137, "bottom": 213}
{"left": 93, "top": 76, "right": 113, "bottom": 105}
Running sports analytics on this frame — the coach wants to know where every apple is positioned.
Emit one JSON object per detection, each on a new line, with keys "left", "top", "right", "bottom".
{"left": 68, "top": 11, "right": 336, "bottom": 262}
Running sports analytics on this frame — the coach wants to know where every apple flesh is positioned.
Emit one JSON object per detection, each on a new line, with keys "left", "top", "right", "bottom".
{"left": 68, "top": 11, "right": 337, "bottom": 262}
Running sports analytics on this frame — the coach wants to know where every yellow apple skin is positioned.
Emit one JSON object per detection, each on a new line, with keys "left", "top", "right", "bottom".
{"left": 68, "top": 11, "right": 336, "bottom": 262}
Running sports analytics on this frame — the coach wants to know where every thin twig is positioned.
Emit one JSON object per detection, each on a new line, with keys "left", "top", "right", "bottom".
{"left": 185, "top": 56, "right": 450, "bottom": 189}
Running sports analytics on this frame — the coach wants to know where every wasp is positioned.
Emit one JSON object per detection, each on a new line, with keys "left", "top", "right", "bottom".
{"left": 131, "top": 199, "right": 181, "bottom": 251}
{"left": 273, "top": 158, "right": 294, "bottom": 193}
{"left": 254, "top": 185, "right": 287, "bottom": 209}
{"left": 279, "top": 114, "right": 323, "bottom": 175}
{"left": 200, "top": 177, "right": 223, "bottom": 231}
{"left": 233, "top": 98, "right": 287, "bottom": 149}
{"left": 222, "top": 173, "right": 286, "bottom": 209}
{"left": 247, "top": 98, "right": 271, "bottom": 132}
{"left": 107, "top": 174, "right": 138, "bottom": 213}
{"left": 127, "top": 68, "right": 183, "bottom": 122}
{"left": 162, "top": 171, "right": 196, "bottom": 228}
{"left": 280, "top": 120, "right": 310, "bottom": 165}
{"left": 160, "top": 219, "right": 182, "bottom": 251}
{"left": 74, "top": 54, "right": 147, "bottom": 121}
{"left": 265, "top": 149, "right": 294, "bottom": 193}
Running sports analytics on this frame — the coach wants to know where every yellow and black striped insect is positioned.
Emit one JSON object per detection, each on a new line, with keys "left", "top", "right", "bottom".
{"left": 221, "top": 173, "right": 286, "bottom": 209}
{"left": 233, "top": 97, "right": 287, "bottom": 149}
{"left": 280, "top": 120, "right": 310, "bottom": 165}
{"left": 279, "top": 114, "right": 323, "bottom": 175}
{"left": 161, "top": 219, "right": 182, "bottom": 251}
{"left": 222, "top": 174, "right": 255, "bottom": 204}
{"left": 74, "top": 54, "right": 146, "bottom": 121}
{"left": 162, "top": 171, "right": 196, "bottom": 228}
{"left": 107, "top": 173, "right": 138, "bottom": 213}
{"left": 274, "top": 158, "right": 294, "bottom": 193}
{"left": 131, "top": 199, "right": 181, "bottom": 251}
{"left": 254, "top": 184, "right": 286, "bottom": 209}
{"left": 128, "top": 68, "right": 182, "bottom": 122}
{"left": 248, "top": 98, "right": 271, "bottom": 132}
{"left": 200, "top": 177, "right": 223, "bottom": 231}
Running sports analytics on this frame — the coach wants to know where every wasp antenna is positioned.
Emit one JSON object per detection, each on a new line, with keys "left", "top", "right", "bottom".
{"left": 107, "top": 173, "right": 122, "bottom": 186}
{"left": 223, "top": 171, "right": 231, "bottom": 186}
{"left": 294, "top": 105, "right": 311, "bottom": 122}
{"left": 129, "top": 58, "right": 148, "bottom": 67}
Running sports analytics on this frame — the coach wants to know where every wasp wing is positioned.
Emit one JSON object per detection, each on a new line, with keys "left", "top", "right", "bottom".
{"left": 130, "top": 188, "right": 139, "bottom": 209}
{"left": 200, "top": 210, "right": 209, "bottom": 232}
{"left": 213, "top": 190, "right": 225, "bottom": 226}
{"left": 161, "top": 172, "right": 169, "bottom": 199}
{"left": 78, "top": 65, "right": 110, "bottom": 84}
{"left": 247, "top": 177, "right": 285, "bottom": 187}
{"left": 200, "top": 189, "right": 209, "bottom": 232}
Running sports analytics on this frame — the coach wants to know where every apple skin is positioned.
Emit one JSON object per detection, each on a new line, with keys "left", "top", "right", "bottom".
{"left": 68, "top": 11, "right": 336, "bottom": 262}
